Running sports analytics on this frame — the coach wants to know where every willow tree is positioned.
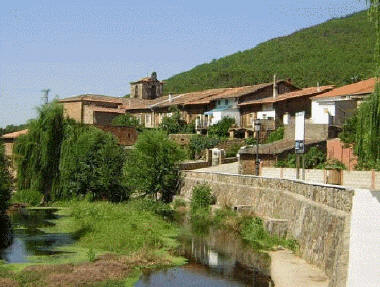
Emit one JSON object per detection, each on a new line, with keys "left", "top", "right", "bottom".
{"left": 0, "top": 143, "right": 11, "bottom": 214}
{"left": 355, "top": 1, "right": 380, "bottom": 168}
{"left": 14, "top": 102, "right": 66, "bottom": 200}
{"left": 342, "top": 2, "right": 380, "bottom": 169}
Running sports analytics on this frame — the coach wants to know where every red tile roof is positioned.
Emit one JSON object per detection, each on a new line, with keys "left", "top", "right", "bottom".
{"left": 123, "top": 80, "right": 295, "bottom": 110}
{"left": 58, "top": 94, "right": 125, "bottom": 104}
{"left": 1, "top": 129, "right": 29, "bottom": 139}
{"left": 312, "top": 78, "right": 376, "bottom": 99}
{"left": 238, "top": 86, "right": 334, "bottom": 106}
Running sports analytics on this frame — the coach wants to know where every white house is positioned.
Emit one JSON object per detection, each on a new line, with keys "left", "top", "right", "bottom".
{"left": 311, "top": 78, "right": 376, "bottom": 126}
{"left": 204, "top": 97, "right": 240, "bottom": 126}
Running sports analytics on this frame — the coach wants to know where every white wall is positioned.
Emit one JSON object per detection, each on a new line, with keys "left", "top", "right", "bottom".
{"left": 347, "top": 189, "right": 380, "bottom": 287}
{"left": 257, "top": 110, "right": 275, "bottom": 120}
{"left": 211, "top": 109, "right": 240, "bottom": 126}
{"left": 311, "top": 100, "right": 335, "bottom": 124}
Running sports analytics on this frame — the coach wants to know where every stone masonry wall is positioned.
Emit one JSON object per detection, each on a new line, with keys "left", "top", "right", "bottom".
{"left": 180, "top": 171, "right": 354, "bottom": 287}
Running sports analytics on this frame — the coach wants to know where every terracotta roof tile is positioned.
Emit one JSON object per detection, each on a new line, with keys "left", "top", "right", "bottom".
{"left": 59, "top": 94, "right": 125, "bottom": 104}
{"left": 312, "top": 78, "right": 376, "bottom": 99}
{"left": 1, "top": 129, "right": 29, "bottom": 139}
{"left": 238, "top": 86, "right": 334, "bottom": 106}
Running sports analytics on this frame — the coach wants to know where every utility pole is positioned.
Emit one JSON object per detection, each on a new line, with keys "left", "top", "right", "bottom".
{"left": 41, "top": 89, "right": 50, "bottom": 105}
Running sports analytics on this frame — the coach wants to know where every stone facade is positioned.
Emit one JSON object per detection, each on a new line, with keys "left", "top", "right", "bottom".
{"left": 130, "top": 72, "right": 163, "bottom": 100}
{"left": 62, "top": 101, "right": 83, "bottom": 122}
{"left": 94, "top": 125, "right": 138, "bottom": 146}
{"left": 180, "top": 171, "right": 354, "bottom": 287}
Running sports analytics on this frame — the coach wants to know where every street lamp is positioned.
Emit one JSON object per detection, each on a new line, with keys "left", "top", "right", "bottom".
{"left": 254, "top": 121, "right": 261, "bottom": 176}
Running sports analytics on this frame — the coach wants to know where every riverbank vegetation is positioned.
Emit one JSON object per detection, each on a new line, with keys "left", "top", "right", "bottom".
{"left": 0, "top": 200, "right": 185, "bottom": 287}
{"left": 0, "top": 143, "right": 11, "bottom": 214}
{"left": 124, "top": 130, "right": 185, "bottom": 202}
{"left": 12, "top": 101, "right": 185, "bottom": 204}
{"left": 188, "top": 183, "right": 299, "bottom": 252}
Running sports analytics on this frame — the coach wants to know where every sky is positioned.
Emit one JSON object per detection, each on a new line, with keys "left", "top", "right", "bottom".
{"left": 0, "top": 0, "right": 369, "bottom": 127}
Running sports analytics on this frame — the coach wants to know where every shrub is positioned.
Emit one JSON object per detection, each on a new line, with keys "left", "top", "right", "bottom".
{"left": 208, "top": 117, "right": 235, "bottom": 138}
{"left": 124, "top": 130, "right": 185, "bottom": 202}
{"left": 112, "top": 113, "right": 142, "bottom": 131}
{"left": 188, "top": 135, "right": 219, "bottom": 159}
{"left": 240, "top": 216, "right": 298, "bottom": 251}
{"left": 58, "top": 125, "right": 127, "bottom": 202}
{"left": 0, "top": 143, "right": 11, "bottom": 213}
{"left": 190, "top": 184, "right": 213, "bottom": 213}
{"left": 264, "top": 127, "right": 284, "bottom": 144}
{"left": 275, "top": 146, "right": 326, "bottom": 169}
{"left": 173, "top": 198, "right": 186, "bottom": 209}
{"left": 11, "top": 189, "right": 43, "bottom": 206}
{"left": 244, "top": 137, "right": 257, "bottom": 145}
{"left": 323, "top": 159, "right": 346, "bottom": 170}
{"left": 225, "top": 143, "right": 242, "bottom": 158}
{"left": 159, "top": 106, "right": 194, "bottom": 134}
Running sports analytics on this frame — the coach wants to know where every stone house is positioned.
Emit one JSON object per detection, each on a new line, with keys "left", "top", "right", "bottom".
{"left": 59, "top": 94, "right": 126, "bottom": 126}
{"left": 311, "top": 78, "right": 375, "bottom": 127}
{"left": 238, "top": 85, "right": 333, "bottom": 131}
{"left": 1, "top": 129, "right": 29, "bottom": 158}
{"left": 124, "top": 79, "right": 299, "bottom": 130}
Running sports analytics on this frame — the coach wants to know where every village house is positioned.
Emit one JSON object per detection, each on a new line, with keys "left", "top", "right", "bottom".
{"left": 238, "top": 85, "right": 334, "bottom": 131}
{"left": 311, "top": 78, "right": 376, "bottom": 126}
{"left": 1, "top": 129, "right": 29, "bottom": 158}
{"left": 124, "top": 78, "right": 299, "bottom": 131}
{"left": 59, "top": 94, "right": 126, "bottom": 125}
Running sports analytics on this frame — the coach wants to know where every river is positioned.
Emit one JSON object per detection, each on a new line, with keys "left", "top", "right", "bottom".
{"left": 0, "top": 208, "right": 274, "bottom": 286}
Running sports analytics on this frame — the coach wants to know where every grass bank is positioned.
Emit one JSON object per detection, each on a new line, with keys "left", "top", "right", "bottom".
{"left": 0, "top": 200, "right": 185, "bottom": 287}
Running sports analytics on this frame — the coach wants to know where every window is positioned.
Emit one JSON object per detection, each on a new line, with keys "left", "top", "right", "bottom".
{"left": 218, "top": 100, "right": 221, "bottom": 105}
{"left": 224, "top": 99, "right": 228, "bottom": 105}
{"left": 134, "top": 86, "right": 138, "bottom": 98}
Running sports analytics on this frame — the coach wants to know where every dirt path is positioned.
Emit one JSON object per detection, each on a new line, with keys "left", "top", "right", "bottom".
{"left": 270, "top": 250, "right": 329, "bottom": 287}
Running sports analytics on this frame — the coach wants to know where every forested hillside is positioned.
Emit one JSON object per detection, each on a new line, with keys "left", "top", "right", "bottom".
{"left": 164, "top": 11, "right": 375, "bottom": 93}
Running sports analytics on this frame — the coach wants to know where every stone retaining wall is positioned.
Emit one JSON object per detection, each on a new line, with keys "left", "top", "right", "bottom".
{"left": 179, "top": 160, "right": 210, "bottom": 170}
{"left": 180, "top": 171, "right": 354, "bottom": 287}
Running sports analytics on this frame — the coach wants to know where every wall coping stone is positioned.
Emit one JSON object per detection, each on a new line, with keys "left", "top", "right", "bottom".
{"left": 183, "top": 170, "right": 351, "bottom": 191}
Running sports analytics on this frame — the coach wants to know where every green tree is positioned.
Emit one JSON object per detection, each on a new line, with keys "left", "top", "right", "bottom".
{"left": 13, "top": 102, "right": 66, "bottom": 200}
{"left": 0, "top": 143, "right": 11, "bottom": 214}
{"left": 58, "top": 124, "right": 127, "bottom": 201}
{"left": 112, "top": 113, "right": 142, "bottom": 131}
{"left": 208, "top": 117, "right": 235, "bottom": 138}
{"left": 124, "top": 130, "right": 185, "bottom": 202}
{"left": 159, "top": 106, "right": 191, "bottom": 134}
{"left": 339, "top": 2, "right": 380, "bottom": 170}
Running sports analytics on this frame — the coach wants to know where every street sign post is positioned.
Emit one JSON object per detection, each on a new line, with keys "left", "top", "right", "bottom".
{"left": 295, "top": 111, "right": 305, "bottom": 179}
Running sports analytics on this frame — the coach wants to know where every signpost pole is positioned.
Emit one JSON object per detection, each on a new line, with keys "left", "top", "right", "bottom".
{"left": 294, "top": 111, "right": 305, "bottom": 180}
{"left": 296, "top": 154, "right": 300, "bottom": 179}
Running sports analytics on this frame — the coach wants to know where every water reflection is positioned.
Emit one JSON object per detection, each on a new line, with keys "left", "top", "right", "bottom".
{"left": 0, "top": 215, "right": 12, "bottom": 250}
{"left": 136, "top": 227, "right": 273, "bottom": 287}
{"left": 0, "top": 208, "right": 74, "bottom": 263}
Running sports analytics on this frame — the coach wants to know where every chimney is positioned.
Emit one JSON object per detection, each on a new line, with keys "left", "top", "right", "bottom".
{"left": 169, "top": 94, "right": 173, "bottom": 103}
{"left": 317, "top": 82, "right": 321, "bottom": 92}
{"left": 273, "top": 74, "right": 278, "bottom": 98}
